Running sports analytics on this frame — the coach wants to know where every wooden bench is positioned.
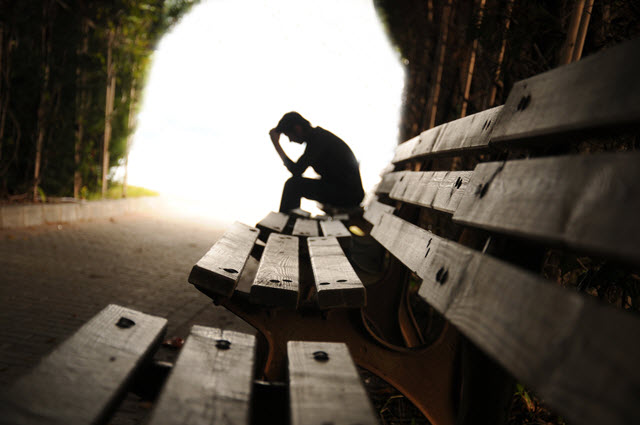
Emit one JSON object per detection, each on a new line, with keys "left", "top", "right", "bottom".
{"left": 189, "top": 38, "right": 640, "bottom": 425}
{"left": 0, "top": 304, "right": 378, "bottom": 425}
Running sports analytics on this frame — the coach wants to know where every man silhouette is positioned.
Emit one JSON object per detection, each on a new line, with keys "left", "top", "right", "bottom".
{"left": 269, "top": 112, "right": 364, "bottom": 213}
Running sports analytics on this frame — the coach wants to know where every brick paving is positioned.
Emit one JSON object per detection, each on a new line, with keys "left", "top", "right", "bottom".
{"left": 0, "top": 210, "right": 254, "bottom": 423}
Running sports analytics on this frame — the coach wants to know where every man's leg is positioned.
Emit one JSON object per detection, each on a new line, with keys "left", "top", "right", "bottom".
{"left": 279, "top": 177, "right": 334, "bottom": 213}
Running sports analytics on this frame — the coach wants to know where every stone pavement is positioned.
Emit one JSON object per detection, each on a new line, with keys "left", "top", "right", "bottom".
{"left": 0, "top": 209, "right": 254, "bottom": 423}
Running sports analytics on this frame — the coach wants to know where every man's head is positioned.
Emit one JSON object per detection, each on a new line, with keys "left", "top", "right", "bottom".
{"left": 275, "top": 112, "right": 311, "bottom": 143}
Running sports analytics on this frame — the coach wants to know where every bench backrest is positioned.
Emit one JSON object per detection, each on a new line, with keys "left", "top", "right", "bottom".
{"left": 366, "top": 37, "right": 640, "bottom": 425}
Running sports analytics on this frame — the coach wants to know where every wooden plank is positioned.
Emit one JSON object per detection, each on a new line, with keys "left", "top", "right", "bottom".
{"left": 319, "top": 220, "right": 351, "bottom": 238}
{"left": 188, "top": 222, "right": 260, "bottom": 297}
{"left": 431, "top": 171, "right": 474, "bottom": 214}
{"left": 375, "top": 171, "right": 408, "bottom": 195}
{"left": 371, "top": 213, "right": 640, "bottom": 425}
{"left": 453, "top": 152, "right": 640, "bottom": 265}
{"left": 288, "top": 341, "right": 377, "bottom": 425}
{"left": 308, "top": 237, "right": 365, "bottom": 308}
{"left": 363, "top": 200, "right": 395, "bottom": 226}
{"left": 256, "top": 211, "right": 290, "bottom": 234}
{"left": 432, "top": 105, "right": 503, "bottom": 154}
{"left": 289, "top": 208, "right": 311, "bottom": 218}
{"left": 392, "top": 135, "right": 420, "bottom": 164}
{"left": 389, "top": 171, "right": 474, "bottom": 215}
{"left": 250, "top": 233, "right": 300, "bottom": 308}
{"left": 490, "top": 38, "right": 640, "bottom": 145}
{"left": 397, "top": 124, "right": 445, "bottom": 162}
{"left": 1, "top": 305, "right": 167, "bottom": 425}
{"left": 292, "top": 218, "right": 319, "bottom": 237}
{"left": 147, "top": 326, "right": 256, "bottom": 425}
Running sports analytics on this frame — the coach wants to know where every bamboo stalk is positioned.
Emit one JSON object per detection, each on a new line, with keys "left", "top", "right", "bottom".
{"left": 426, "top": 0, "right": 453, "bottom": 129}
{"left": 461, "top": 0, "right": 486, "bottom": 117}
{"left": 487, "top": 0, "right": 514, "bottom": 108}
{"left": 558, "top": 0, "right": 586, "bottom": 65}
{"left": 571, "top": 0, "right": 594, "bottom": 62}
{"left": 101, "top": 27, "right": 116, "bottom": 198}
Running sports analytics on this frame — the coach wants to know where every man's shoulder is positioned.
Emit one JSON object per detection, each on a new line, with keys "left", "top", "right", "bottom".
{"left": 313, "top": 126, "right": 346, "bottom": 145}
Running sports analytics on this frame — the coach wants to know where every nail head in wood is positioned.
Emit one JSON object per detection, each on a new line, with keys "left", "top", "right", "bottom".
{"left": 215, "top": 339, "right": 231, "bottom": 350}
{"left": 313, "top": 351, "right": 329, "bottom": 362}
{"left": 116, "top": 317, "right": 135, "bottom": 329}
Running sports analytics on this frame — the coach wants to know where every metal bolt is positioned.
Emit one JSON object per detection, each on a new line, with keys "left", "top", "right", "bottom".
{"left": 313, "top": 351, "right": 329, "bottom": 362}
{"left": 215, "top": 339, "right": 231, "bottom": 350}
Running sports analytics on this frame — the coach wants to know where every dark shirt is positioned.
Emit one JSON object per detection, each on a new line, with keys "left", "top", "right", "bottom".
{"left": 290, "top": 127, "right": 364, "bottom": 192}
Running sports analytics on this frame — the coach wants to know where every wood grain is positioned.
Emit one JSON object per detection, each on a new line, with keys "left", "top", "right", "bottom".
{"left": 371, "top": 212, "right": 640, "bottom": 425}
{"left": 453, "top": 152, "right": 640, "bottom": 265}
{"left": 292, "top": 218, "right": 319, "bottom": 237}
{"left": 287, "top": 341, "right": 377, "bottom": 425}
{"left": 375, "top": 171, "right": 408, "bottom": 195}
{"left": 363, "top": 200, "right": 395, "bottom": 226}
{"left": 389, "top": 171, "right": 473, "bottom": 215}
{"left": 308, "top": 237, "right": 365, "bottom": 308}
{"left": 256, "top": 211, "right": 290, "bottom": 234}
{"left": 431, "top": 105, "right": 503, "bottom": 154}
{"left": 147, "top": 326, "right": 256, "bottom": 425}
{"left": 250, "top": 233, "right": 300, "bottom": 308}
{"left": 490, "top": 38, "right": 640, "bottom": 144}
{"left": 319, "top": 220, "right": 351, "bottom": 238}
{"left": 392, "top": 135, "right": 420, "bottom": 164}
{"left": 431, "top": 171, "right": 474, "bottom": 213}
{"left": 1, "top": 305, "right": 167, "bottom": 425}
{"left": 188, "top": 222, "right": 260, "bottom": 296}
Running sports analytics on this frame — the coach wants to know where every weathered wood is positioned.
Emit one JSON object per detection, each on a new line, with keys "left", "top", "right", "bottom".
{"left": 392, "top": 135, "right": 420, "bottom": 164}
{"left": 147, "top": 326, "right": 256, "bottom": 425}
{"left": 287, "top": 341, "right": 377, "bottom": 425}
{"left": 375, "top": 171, "right": 408, "bottom": 195}
{"left": 490, "top": 37, "right": 640, "bottom": 145}
{"left": 363, "top": 199, "right": 395, "bottom": 226}
{"left": 289, "top": 208, "right": 311, "bottom": 218}
{"left": 319, "top": 220, "right": 351, "bottom": 238}
{"left": 250, "top": 233, "right": 300, "bottom": 308}
{"left": 292, "top": 218, "right": 319, "bottom": 237}
{"left": 389, "top": 170, "right": 473, "bottom": 215}
{"left": 256, "top": 211, "right": 290, "bottom": 235}
{"left": 431, "top": 106, "right": 503, "bottom": 154}
{"left": 372, "top": 212, "right": 640, "bottom": 425}
{"left": 308, "top": 237, "right": 365, "bottom": 308}
{"left": 453, "top": 153, "right": 640, "bottom": 265}
{"left": 1, "top": 305, "right": 167, "bottom": 425}
{"left": 188, "top": 222, "right": 260, "bottom": 297}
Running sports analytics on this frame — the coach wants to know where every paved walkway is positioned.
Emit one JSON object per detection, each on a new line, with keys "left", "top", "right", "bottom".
{"left": 0, "top": 210, "right": 254, "bottom": 423}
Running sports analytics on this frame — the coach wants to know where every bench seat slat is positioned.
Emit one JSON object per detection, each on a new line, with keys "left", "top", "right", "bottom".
{"left": 188, "top": 222, "right": 260, "bottom": 296}
{"left": 147, "top": 326, "right": 256, "bottom": 425}
{"left": 372, "top": 212, "right": 640, "bottom": 425}
{"left": 256, "top": 211, "right": 290, "bottom": 235}
{"left": 453, "top": 152, "right": 640, "bottom": 265}
{"left": 288, "top": 341, "right": 377, "bottom": 425}
{"left": 1, "top": 305, "right": 167, "bottom": 425}
{"left": 490, "top": 38, "right": 640, "bottom": 145}
{"left": 292, "top": 218, "right": 319, "bottom": 237}
{"left": 308, "top": 237, "right": 365, "bottom": 308}
{"left": 250, "top": 233, "right": 300, "bottom": 308}
{"left": 319, "top": 219, "right": 351, "bottom": 238}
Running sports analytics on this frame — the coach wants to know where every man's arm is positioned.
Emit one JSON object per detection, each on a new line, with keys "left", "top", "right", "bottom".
{"left": 269, "top": 129, "right": 305, "bottom": 176}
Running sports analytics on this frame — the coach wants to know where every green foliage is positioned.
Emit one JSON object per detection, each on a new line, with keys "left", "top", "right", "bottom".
{"left": 84, "top": 183, "right": 159, "bottom": 201}
{"left": 0, "top": 0, "right": 200, "bottom": 199}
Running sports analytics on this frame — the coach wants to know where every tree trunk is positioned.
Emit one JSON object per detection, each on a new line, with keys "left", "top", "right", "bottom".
{"left": 102, "top": 27, "right": 116, "bottom": 198}
{"left": 33, "top": 2, "right": 54, "bottom": 202}
{"left": 424, "top": 0, "right": 453, "bottom": 129}
{"left": 123, "top": 79, "right": 136, "bottom": 198}
{"left": 460, "top": 0, "right": 486, "bottom": 118}
{"left": 74, "top": 18, "right": 89, "bottom": 198}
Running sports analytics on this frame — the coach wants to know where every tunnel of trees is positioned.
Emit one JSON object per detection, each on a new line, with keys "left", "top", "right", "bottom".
{"left": 0, "top": 0, "right": 638, "bottom": 202}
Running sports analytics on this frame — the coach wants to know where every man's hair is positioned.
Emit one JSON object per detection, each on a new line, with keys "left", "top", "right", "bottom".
{"left": 275, "top": 112, "right": 311, "bottom": 133}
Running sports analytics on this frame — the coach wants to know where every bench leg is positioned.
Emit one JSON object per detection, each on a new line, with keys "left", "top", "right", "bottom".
{"left": 218, "top": 294, "right": 459, "bottom": 425}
